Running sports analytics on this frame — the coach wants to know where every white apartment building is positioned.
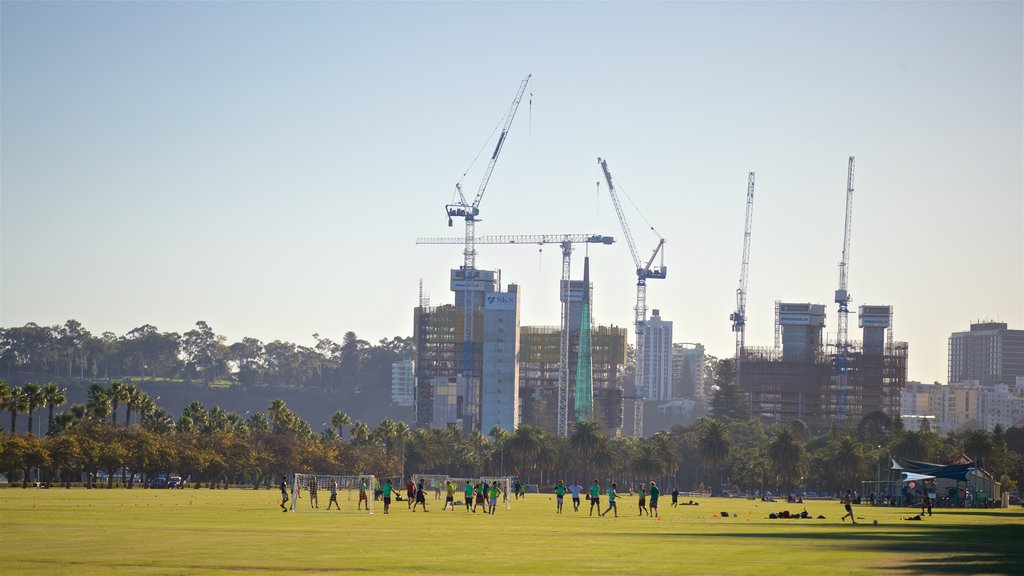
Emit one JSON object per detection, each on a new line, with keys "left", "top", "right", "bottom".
{"left": 643, "top": 309, "right": 674, "bottom": 401}
{"left": 391, "top": 359, "right": 415, "bottom": 407}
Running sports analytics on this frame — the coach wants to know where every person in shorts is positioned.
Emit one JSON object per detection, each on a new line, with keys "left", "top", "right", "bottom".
{"left": 474, "top": 483, "right": 486, "bottom": 513}
{"left": 841, "top": 489, "right": 856, "bottom": 523}
{"left": 413, "top": 479, "right": 428, "bottom": 512}
{"left": 638, "top": 485, "right": 648, "bottom": 516}
{"left": 280, "top": 475, "right": 289, "bottom": 512}
{"left": 488, "top": 481, "right": 501, "bottom": 514}
{"left": 443, "top": 480, "right": 456, "bottom": 510}
{"left": 308, "top": 476, "right": 319, "bottom": 509}
{"left": 671, "top": 487, "right": 679, "bottom": 508}
{"left": 554, "top": 480, "right": 566, "bottom": 514}
{"left": 589, "top": 480, "right": 602, "bottom": 517}
{"left": 569, "top": 481, "right": 583, "bottom": 512}
{"left": 327, "top": 480, "right": 340, "bottom": 510}
{"left": 649, "top": 481, "right": 660, "bottom": 518}
{"left": 382, "top": 478, "right": 393, "bottom": 514}
{"left": 514, "top": 478, "right": 522, "bottom": 501}
{"left": 601, "top": 482, "right": 618, "bottom": 517}
{"left": 464, "top": 481, "right": 474, "bottom": 512}
{"left": 406, "top": 478, "right": 416, "bottom": 509}
{"left": 358, "top": 478, "right": 369, "bottom": 510}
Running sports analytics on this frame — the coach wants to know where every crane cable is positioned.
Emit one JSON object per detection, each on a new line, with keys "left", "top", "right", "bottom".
{"left": 609, "top": 173, "right": 664, "bottom": 240}
{"left": 452, "top": 97, "right": 518, "bottom": 204}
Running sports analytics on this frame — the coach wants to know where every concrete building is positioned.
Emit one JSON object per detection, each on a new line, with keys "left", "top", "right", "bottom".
{"left": 901, "top": 381, "right": 979, "bottom": 433}
{"left": 480, "top": 288, "right": 521, "bottom": 433}
{"left": 643, "top": 309, "right": 674, "bottom": 401}
{"left": 949, "top": 322, "right": 1024, "bottom": 388}
{"left": 978, "top": 383, "right": 1024, "bottom": 431}
{"left": 671, "top": 343, "right": 705, "bottom": 401}
{"left": 391, "top": 359, "right": 415, "bottom": 407}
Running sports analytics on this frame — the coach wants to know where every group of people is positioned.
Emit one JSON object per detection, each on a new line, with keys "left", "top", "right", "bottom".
{"left": 279, "top": 475, "right": 372, "bottom": 512}
{"left": 553, "top": 480, "right": 666, "bottom": 518}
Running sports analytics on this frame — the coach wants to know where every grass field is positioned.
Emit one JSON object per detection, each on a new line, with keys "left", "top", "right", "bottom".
{"left": 1, "top": 487, "right": 1021, "bottom": 575}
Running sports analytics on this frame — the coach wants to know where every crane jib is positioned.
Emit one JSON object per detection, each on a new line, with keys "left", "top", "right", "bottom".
{"left": 491, "top": 132, "right": 507, "bottom": 160}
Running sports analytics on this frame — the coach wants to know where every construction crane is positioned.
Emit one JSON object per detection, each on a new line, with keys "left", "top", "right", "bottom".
{"left": 444, "top": 74, "right": 531, "bottom": 431}
{"left": 597, "top": 157, "right": 667, "bottom": 437}
{"left": 834, "top": 156, "right": 855, "bottom": 423}
{"left": 730, "top": 172, "right": 755, "bottom": 416}
{"left": 417, "top": 233, "right": 615, "bottom": 437}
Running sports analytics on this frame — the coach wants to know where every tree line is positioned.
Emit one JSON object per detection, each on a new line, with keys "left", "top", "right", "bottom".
{"left": 2, "top": 379, "right": 1022, "bottom": 495}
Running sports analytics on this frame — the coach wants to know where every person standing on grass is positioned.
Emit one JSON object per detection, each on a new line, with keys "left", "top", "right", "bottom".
{"left": 309, "top": 476, "right": 319, "bottom": 509}
{"left": 671, "top": 487, "right": 679, "bottom": 508}
{"left": 555, "top": 480, "right": 567, "bottom": 514}
{"left": 514, "top": 478, "right": 522, "bottom": 501}
{"left": 474, "top": 483, "right": 486, "bottom": 513}
{"left": 406, "top": 478, "right": 416, "bottom": 509}
{"left": 464, "top": 481, "right": 474, "bottom": 512}
{"left": 569, "top": 481, "right": 583, "bottom": 512}
{"left": 443, "top": 480, "right": 457, "bottom": 510}
{"left": 649, "top": 481, "right": 660, "bottom": 518}
{"left": 280, "top": 476, "right": 290, "bottom": 512}
{"left": 327, "top": 480, "right": 340, "bottom": 510}
{"left": 601, "top": 482, "right": 618, "bottom": 517}
{"left": 488, "top": 481, "right": 501, "bottom": 514}
{"left": 841, "top": 489, "right": 856, "bottom": 523}
{"left": 638, "top": 485, "right": 648, "bottom": 516}
{"left": 382, "top": 478, "right": 393, "bottom": 514}
{"left": 358, "top": 478, "right": 369, "bottom": 510}
{"left": 413, "top": 478, "right": 428, "bottom": 512}
{"left": 589, "top": 480, "right": 602, "bottom": 517}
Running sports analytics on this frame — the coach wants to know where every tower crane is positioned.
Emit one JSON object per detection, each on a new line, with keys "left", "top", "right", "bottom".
{"left": 444, "top": 74, "right": 531, "bottom": 431}
{"left": 834, "top": 156, "right": 855, "bottom": 423}
{"left": 417, "top": 233, "right": 614, "bottom": 436}
{"left": 597, "top": 157, "right": 667, "bottom": 437}
{"left": 730, "top": 172, "right": 755, "bottom": 416}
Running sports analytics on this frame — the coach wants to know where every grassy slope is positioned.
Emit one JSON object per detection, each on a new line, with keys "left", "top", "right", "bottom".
{"left": 0, "top": 488, "right": 1021, "bottom": 575}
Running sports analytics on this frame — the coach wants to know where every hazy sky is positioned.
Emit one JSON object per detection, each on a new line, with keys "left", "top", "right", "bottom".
{"left": 2, "top": 1, "right": 1021, "bottom": 385}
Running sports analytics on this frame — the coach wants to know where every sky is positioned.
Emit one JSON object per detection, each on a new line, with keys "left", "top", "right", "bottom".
{"left": 2, "top": 1, "right": 1021, "bottom": 386}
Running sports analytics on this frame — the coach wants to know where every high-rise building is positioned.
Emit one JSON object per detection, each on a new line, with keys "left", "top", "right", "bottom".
{"left": 643, "top": 309, "right": 673, "bottom": 401}
{"left": 413, "top": 268, "right": 521, "bottom": 432}
{"left": 901, "top": 381, "right": 979, "bottom": 433}
{"left": 671, "top": 343, "right": 705, "bottom": 401}
{"left": 948, "top": 322, "right": 1024, "bottom": 389}
{"left": 391, "top": 359, "right": 415, "bottom": 407}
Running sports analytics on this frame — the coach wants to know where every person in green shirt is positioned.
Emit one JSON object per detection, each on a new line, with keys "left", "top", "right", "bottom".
{"left": 554, "top": 480, "right": 567, "bottom": 514}
{"left": 382, "top": 478, "right": 393, "bottom": 515}
{"left": 488, "top": 481, "right": 501, "bottom": 514}
{"left": 443, "top": 480, "right": 457, "bottom": 511}
{"left": 638, "top": 485, "right": 648, "bottom": 516}
{"left": 649, "top": 481, "right": 660, "bottom": 518}
{"left": 601, "top": 482, "right": 618, "bottom": 517}
{"left": 464, "top": 481, "right": 474, "bottom": 512}
{"left": 589, "top": 480, "right": 602, "bottom": 517}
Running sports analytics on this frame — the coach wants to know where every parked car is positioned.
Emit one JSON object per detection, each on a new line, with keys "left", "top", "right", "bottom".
{"left": 149, "top": 478, "right": 167, "bottom": 489}
{"left": 167, "top": 476, "right": 183, "bottom": 488}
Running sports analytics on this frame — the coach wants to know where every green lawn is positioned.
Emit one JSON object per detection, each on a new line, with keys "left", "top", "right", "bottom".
{"left": 1, "top": 488, "right": 1021, "bottom": 575}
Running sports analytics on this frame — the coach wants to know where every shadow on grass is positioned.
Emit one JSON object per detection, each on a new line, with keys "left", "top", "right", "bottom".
{"left": 620, "top": 524, "right": 1024, "bottom": 575}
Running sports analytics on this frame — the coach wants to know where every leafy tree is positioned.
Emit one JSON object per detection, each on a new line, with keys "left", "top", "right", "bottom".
{"left": 767, "top": 424, "right": 806, "bottom": 494}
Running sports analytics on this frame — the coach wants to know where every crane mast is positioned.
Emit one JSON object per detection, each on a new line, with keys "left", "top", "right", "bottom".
{"left": 730, "top": 172, "right": 755, "bottom": 415}
{"left": 597, "top": 157, "right": 667, "bottom": 437}
{"left": 834, "top": 156, "right": 855, "bottom": 422}
{"left": 443, "top": 75, "right": 530, "bottom": 431}
{"left": 416, "top": 233, "right": 614, "bottom": 436}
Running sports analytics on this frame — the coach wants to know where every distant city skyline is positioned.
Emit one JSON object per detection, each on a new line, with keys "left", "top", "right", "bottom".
{"left": 2, "top": 1, "right": 1021, "bottom": 386}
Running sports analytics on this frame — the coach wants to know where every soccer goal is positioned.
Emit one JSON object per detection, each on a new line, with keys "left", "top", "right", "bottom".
{"left": 291, "top": 474, "right": 375, "bottom": 514}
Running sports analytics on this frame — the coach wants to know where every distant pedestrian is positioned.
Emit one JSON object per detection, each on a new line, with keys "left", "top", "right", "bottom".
{"left": 671, "top": 488, "right": 679, "bottom": 508}
{"left": 280, "top": 475, "right": 289, "bottom": 512}
{"left": 514, "top": 478, "right": 523, "bottom": 501}
{"left": 841, "top": 489, "right": 856, "bottom": 523}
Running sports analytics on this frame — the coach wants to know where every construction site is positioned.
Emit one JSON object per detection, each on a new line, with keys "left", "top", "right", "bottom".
{"left": 413, "top": 78, "right": 907, "bottom": 438}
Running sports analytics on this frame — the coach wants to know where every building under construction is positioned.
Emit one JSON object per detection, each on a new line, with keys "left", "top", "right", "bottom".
{"left": 739, "top": 302, "right": 907, "bottom": 433}
{"left": 519, "top": 324, "right": 628, "bottom": 436}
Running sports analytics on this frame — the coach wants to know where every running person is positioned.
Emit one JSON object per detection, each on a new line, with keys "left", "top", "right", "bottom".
{"left": 589, "top": 480, "right": 602, "bottom": 517}
{"left": 840, "top": 489, "right": 856, "bottom": 523}
{"left": 555, "top": 480, "right": 566, "bottom": 514}
{"left": 382, "top": 478, "right": 393, "bottom": 514}
{"left": 327, "top": 480, "right": 340, "bottom": 510}
{"left": 280, "top": 475, "right": 289, "bottom": 512}
{"left": 649, "top": 481, "right": 660, "bottom": 518}
{"left": 464, "top": 481, "right": 474, "bottom": 512}
{"left": 443, "top": 481, "right": 456, "bottom": 510}
{"left": 358, "top": 478, "right": 369, "bottom": 510}
{"left": 601, "top": 482, "right": 618, "bottom": 517}
{"left": 569, "top": 481, "right": 583, "bottom": 512}
{"left": 638, "top": 485, "right": 648, "bottom": 516}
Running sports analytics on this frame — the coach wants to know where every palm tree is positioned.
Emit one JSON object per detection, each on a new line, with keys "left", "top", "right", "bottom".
{"left": 569, "top": 420, "right": 603, "bottom": 468}
{"left": 267, "top": 399, "right": 293, "bottom": 434}
{"left": 631, "top": 440, "right": 667, "bottom": 479}
{"left": 43, "top": 383, "right": 67, "bottom": 435}
{"left": 108, "top": 380, "right": 127, "bottom": 426}
{"left": 963, "top": 429, "right": 993, "bottom": 466}
{"left": 122, "top": 384, "right": 142, "bottom": 427}
{"left": 508, "top": 425, "right": 545, "bottom": 481}
{"left": 330, "top": 411, "right": 351, "bottom": 439}
{"left": 349, "top": 421, "right": 371, "bottom": 445}
{"left": 767, "top": 425, "right": 806, "bottom": 495}
{"left": 142, "top": 408, "right": 175, "bottom": 435}
{"left": 697, "top": 418, "right": 731, "bottom": 488}
{"left": 828, "top": 434, "right": 865, "bottom": 491}
{"left": 890, "top": 430, "right": 929, "bottom": 461}
{"left": 22, "top": 383, "right": 45, "bottom": 435}
{"left": 6, "top": 386, "right": 27, "bottom": 433}
{"left": 0, "top": 380, "right": 11, "bottom": 431}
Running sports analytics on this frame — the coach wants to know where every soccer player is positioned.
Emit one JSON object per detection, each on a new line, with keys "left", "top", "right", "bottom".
{"left": 443, "top": 480, "right": 456, "bottom": 510}
{"left": 638, "top": 485, "right": 648, "bottom": 516}
{"left": 514, "top": 478, "right": 522, "bottom": 501}
{"left": 554, "top": 480, "right": 566, "bottom": 514}
{"left": 280, "top": 475, "right": 289, "bottom": 512}
{"left": 382, "top": 478, "right": 393, "bottom": 514}
{"left": 671, "top": 487, "right": 679, "bottom": 508}
{"left": 413, "top": 478, "right": 428, "bottom": 512}
{"left": 569, "top": 481, "right": 583, "bottom": 512}
{"left": 840, "top": 489, "right": 856, "bottom": 523}
{"left": 406, "top": 478, "right": 416, "bottom": 509}
{"left": 358, "top": 478, "right": 369, "bottom": 511}
{"left": 488, "top": 481, "right": 501, "bottom": 514}
{"left": 327, "top": 480, "right": 340, "bottom": 510}
{"left": 309, "top": 476, "right": 319, "bottom": 509}
{"left": 464, "top": 481, "right": 474, "bottom": 512}
{"left": 601, "top": 482, "right": 618, "bottom": 517}
{"left": 589, "top": 480, "right": 602, "bottom": 517}
{"left": 474, "top": 483, "right": 486, "bottom": 513}
{"left": 649, "top": 481, "right": 660, "bottom": 518}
